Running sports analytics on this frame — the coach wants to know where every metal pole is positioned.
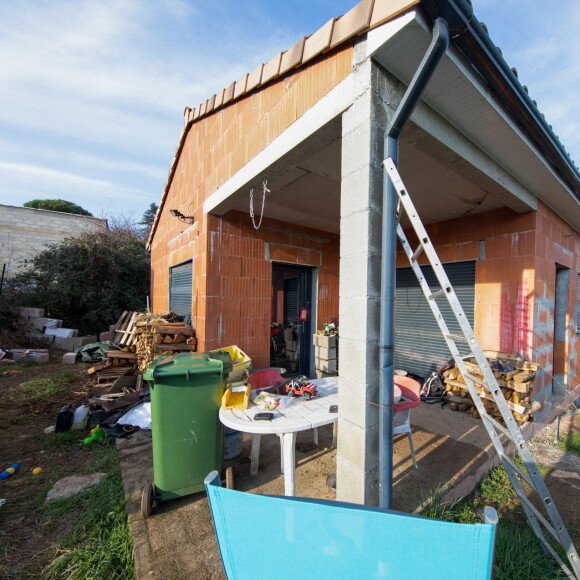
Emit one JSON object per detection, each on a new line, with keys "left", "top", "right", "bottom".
{"left": 379, "top": 18, "right": 449, "bottom": 508}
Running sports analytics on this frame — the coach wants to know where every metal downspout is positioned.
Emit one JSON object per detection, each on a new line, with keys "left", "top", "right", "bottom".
{"left": 379, "top": 17, "right": 450, "bottom": 509}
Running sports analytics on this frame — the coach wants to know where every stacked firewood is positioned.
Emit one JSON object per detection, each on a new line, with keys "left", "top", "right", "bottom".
{"left": 134, "top": 323, "right": 197, "bottom": 371}
{"left": 443, "top": 351, "right": 540, "bottom": 426}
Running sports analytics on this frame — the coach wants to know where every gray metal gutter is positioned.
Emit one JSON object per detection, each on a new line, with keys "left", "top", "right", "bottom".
{"left": 379, "top": 16, "right": 452, "bottom": 509}
{"left": 422, "top": 0, "right": 580, "bottom": 199}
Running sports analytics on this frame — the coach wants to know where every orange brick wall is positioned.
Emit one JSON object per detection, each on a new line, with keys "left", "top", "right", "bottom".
{"left": 531, "top": 201, "right": 579, "bottom": 414}
{"left": 150, "top": 45, "right": 352, "bottom": 340}
{"left": 201, "top": 211, "right": 339, "bottom": 369}
{"left": 397, "top": 203, "right": 580, "bottom": 418}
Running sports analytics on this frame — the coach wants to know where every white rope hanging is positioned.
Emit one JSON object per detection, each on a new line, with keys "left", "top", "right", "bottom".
{"left": 249, "top": 178, "right": 269, "bottom": 230}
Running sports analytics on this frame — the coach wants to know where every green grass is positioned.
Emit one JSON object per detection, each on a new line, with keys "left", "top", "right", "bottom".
{"left": 556, "top": 430, "right": 580, "bottom": 456}
{"left": 14, "top": 372, "right": 81, "bottom": 401}
{"left": 41, "top": 442, "right": 134, "bottom": 580}
{"left": 421, "top": 462, "right": 567, "bottom": 579}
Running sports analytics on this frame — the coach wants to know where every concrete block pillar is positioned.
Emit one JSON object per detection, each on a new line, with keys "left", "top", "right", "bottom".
{"left": 337, "top": 43, "right": 401, "bottom": 506}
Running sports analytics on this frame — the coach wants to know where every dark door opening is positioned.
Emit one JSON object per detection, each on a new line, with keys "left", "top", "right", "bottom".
{"left": 271, "top": 264, "right": 313, "bottom": 375}
{"left": 553, "top": 265, "right": 571, "bottom": 400}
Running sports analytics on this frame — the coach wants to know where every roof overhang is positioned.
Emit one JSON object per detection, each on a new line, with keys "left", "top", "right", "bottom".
{"left": 152, "top": 1, "right": 580, "bottom": 244}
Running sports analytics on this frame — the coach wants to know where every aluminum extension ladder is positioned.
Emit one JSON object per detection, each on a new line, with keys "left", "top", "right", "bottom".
{"left": 384, "top": 157, "right": 580, "bottom": 579}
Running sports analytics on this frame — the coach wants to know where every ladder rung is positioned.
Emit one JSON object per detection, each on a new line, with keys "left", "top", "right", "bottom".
{"left": 411, "top": 245, "right": 423, "bottom": 262}
{"left": 463, "top": 373, "right": 486, "bottom": 386}
{"left": 445, "top": 333, "right": 468, "bottom": 343}
{"left": 428, "top": 288, "right": 446, "bottom": 300}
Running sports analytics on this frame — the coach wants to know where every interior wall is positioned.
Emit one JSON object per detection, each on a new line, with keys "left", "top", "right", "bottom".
{"left": 198, "top": 210, "right": 339, "bottom": 369}
{"left": 396, "top": 201, "right": 580, "bottom": 419}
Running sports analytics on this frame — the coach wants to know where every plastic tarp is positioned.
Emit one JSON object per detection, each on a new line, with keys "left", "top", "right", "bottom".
{"left": 76, "top": 342, "right": 113, "bottom": 362}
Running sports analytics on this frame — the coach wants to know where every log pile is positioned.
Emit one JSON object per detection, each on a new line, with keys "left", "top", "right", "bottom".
{"left": 443, "top": 351, "right": 540, "bottom": 425}
{"left": 134, "top": 323, "right": 197, "bottom": 371}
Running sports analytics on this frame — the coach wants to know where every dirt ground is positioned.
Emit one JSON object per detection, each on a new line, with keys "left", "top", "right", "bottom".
{"left": 0, "top": 358, "right": 94, "bottom": 579}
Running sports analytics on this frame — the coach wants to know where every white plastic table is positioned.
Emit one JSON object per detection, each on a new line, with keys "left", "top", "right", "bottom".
{"left": 219, "top": 377, "right": 338, "bottom": 496}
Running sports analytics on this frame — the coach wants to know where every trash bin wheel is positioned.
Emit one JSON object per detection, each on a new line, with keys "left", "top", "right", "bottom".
{"left": 226, "top": 466, "right": 234, "bottom": 490}
{"left": 141, "top": 482, "right": 155, "bottom": 518}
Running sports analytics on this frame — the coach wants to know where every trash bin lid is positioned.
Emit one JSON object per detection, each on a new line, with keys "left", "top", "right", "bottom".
{"left": 143, "top": 352, "right": 229, "bottom": 382}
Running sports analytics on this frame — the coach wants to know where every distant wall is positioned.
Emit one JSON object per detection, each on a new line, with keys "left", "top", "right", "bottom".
{"left": 0, "top": 204, "right": 108, "bottom": 277}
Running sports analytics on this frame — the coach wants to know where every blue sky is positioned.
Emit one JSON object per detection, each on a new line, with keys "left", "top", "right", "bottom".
{"left": 0, "top": 0, "right": 578, "bottom": 221}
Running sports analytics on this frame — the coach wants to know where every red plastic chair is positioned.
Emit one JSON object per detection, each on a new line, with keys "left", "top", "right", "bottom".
{"left": 247, "top": 368, "right": 285, "bottom": 391}
{"left": 393, "top": 375, "right": 421, "bottom": 469}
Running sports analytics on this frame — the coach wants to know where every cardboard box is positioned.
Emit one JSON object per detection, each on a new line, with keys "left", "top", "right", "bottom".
{"left": 286, "top": 340, "right": 297, "bottom": 351}
{"left": 313, "top": 334, "right": 337, "bottom": 348}
{"left": 315, "top": 346, "right": 337, "bottom": 361}
{"left": 284, "top": 328, "right": 296, "bottom": 340}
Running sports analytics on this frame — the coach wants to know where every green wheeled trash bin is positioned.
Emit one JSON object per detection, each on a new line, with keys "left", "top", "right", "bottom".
{"left": 140, "top": 351, "right": 233, "bottom": 517}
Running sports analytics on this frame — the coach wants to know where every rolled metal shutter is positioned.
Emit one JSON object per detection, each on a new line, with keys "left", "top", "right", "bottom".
{"left": 284, "top": 278, "right": 299, "bottom": 324}
{"left": 394, "top": 261, "right": 476, "bottom": 380}
{"left": 169, "top": 261, "right": 193, "bottom": 325}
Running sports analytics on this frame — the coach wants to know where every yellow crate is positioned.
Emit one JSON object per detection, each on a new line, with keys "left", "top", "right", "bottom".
{"left": 222, "top": 382, "right": 251, "bottom": 411}
{"left": 212, "top": 345, "right": 252, "bottom": 382}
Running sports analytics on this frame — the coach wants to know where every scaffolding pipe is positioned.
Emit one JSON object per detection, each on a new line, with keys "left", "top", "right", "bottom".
{"left": 379, "top": 17, "right": 450, "bottom": 508}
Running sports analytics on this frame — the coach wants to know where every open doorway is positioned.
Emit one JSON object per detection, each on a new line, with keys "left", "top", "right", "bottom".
{"left": 271, "top": 264, "right": 314, "bottom": 375}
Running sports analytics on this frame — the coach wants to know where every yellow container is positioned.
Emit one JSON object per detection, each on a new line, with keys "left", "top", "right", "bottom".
{"left": 211, "top": 346, "right": 252, "bottom": 382}
{"left": 222, "top": 382, "right": 251, "bottom": 411}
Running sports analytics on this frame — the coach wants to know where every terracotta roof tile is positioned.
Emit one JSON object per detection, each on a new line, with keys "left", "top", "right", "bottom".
{"left": 330, "top": 0, "right": 375, "bottom": 48}
{"left": 370, "top": 0, "right": 418, "bottom": 28}
{"left": 262, "top": 52, "right": 282, "bottom": 84}
{"left": 205, "top": 94, "right": 216, "bottom": 114}
{"left": 247, "top": 63, "right": 264, "bottom": 92}
{"left": 187, "top": 0, "right": 419, "bottom": 122}
{"left": 303, "top": 18, "right": 335, "bottom": 63}
{"left": 223, "top": 81, "right": 236, "bottom": 105}
{"left": 280, "top": 37, "right": 306, "bottom": 75}
{"left": 234, "top": 73, "right": 249, "bottom": 99}
{"left": 215, "top": 88, "right": 225, "bottom": 108}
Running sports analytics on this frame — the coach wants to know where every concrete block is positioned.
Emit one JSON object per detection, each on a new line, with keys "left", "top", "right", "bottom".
{"left": 339, "top": 208, "right": 382, "bottom": 257}
{"left": 45, "top": 327, "right": 78, "bottom": 339}
{"left": 338, "top": 374, "right": 378, "bottom": 429}
{"left": 18, "top": 307, "right": 44, "bottom": 318}
{"left": 12, "top": 350, "right": 49, "bottom": 363}
{"left": 337, "top": 419, "right": 379, "bottom": 473}
{"left": 315, "top": 346, "right": 337, "bottom": 360}
{"left": 62, "top": 352, "right": 77, "bottom": 364}
{"left": 337, "top": 338, "right": 379, "bottom": 385}
{"left": 338, "top": 296, "right": 380, "bottom": 343}
{"left": 339, "top": 253, "right": 381, "bottom": 298}
{"left": 53, "top": 336, "right": 97, "bottom": 351}
{"left": 313, "top": 334, "right": 337, "bottom": 348}
{"left": 315, "top": 369, "right": 338, "bottom": 379}
{"left": 316, "top": 359, "right": 337, "bottom": 373}
{"left": 28, "top": 317, "right": 58, "bottom": 332}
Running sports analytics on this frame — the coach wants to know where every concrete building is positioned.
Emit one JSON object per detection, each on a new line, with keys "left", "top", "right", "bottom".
{"left": 148, "top": 0, "right": 580, "bottom": 505}
{"left": 0, "top": 204, "right": 108, "bottom": 278}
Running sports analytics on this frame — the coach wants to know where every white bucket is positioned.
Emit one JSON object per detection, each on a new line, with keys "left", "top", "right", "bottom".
{"left": 224, "top": 428, "right": 243, "bottom": 461}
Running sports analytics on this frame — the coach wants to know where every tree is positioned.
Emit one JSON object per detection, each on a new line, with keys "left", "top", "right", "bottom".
{"left": 3, "top": 228, "right": 150, "bottom": 335}
{"left": 139, "top": 203, "right": 158, "bottom": 237}
{"left": 24, "top": 199, "right": 93, "bottom": 216}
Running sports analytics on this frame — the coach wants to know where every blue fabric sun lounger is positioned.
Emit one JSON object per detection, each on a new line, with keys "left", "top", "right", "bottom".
{"left": 205, "top": 471, "right": 498, "bottom": 579}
